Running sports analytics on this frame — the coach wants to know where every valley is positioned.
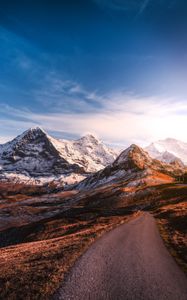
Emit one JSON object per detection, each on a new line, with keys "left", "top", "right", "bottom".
{"left": 0, "top": 129, "right": 186, "bottom": 299}
{"left": 0, "top": 181, "right": 186, "bottom": 299}
{"left": 2, "top": 2, "right": 187, "bottom": 299}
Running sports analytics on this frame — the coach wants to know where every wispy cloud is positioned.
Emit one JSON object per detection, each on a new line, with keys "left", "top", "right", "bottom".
{"left": 93, "top": 0, "right": 151, "bottom": 15}
{"left": 32, "top": 72, "right": 104, "bottom": 113}
{"left": 0, "top": 26, "right": 186, "bottom": 145}
{"left": 1, "top": 93, "right": 187, "bottom": 147}
{"left": 93, "top": 0, "right": 135, "bottom": 11}
{"left": 0, "top": 27, "right": 103, "bottom": 114}
{"left": 137, "top": 0, "right": 151, "bottom": 15}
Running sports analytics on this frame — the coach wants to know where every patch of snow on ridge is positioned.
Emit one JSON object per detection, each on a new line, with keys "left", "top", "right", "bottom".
{"left": 0, "top": 172, "right": 86, "bottom": 186}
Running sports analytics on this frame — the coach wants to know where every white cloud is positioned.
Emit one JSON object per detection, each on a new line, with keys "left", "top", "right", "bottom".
{"left": 1, "top": 94, "right": 187, "bottom": 147}
{"left": 137, "top": 0, "right": 150, "bottom": 15}
{"left": 0, "top": 136, "right": 13, "bottom": 144}
{"left": 32, "top": 74, "right": 103, "bottom": 113}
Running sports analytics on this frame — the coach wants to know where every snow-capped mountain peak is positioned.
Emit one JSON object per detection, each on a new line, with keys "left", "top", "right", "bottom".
{"left": 77, "top": 143, "right": 186, "bottom": 190}
{"left": 51, "top": 133, "right": 118, "bottom": 173}
{"left": 25, "top": 126, "right": 46, "bottom": 133}
{"left": 0, "top": 127, "right": 47, "bottom": 156}
{"left": 145, "top": 138, "right": 187, "bottom": 165}
{"left": 17, "top": 126, "right": 47, "bottom": 139}
{"left": 78, "top": 134, "right": 100, "bottom": 144}
{"left": 0, "top": 127, "right": 82, "bottom": 178}
{"left": 156, "top": 151, "right": 180, "bottom": 164}
{"left": 0, "top": 128, "right": 119, "bottom": 184}
{"left": 114, "top": 144, "right": 152, "bottom": 168}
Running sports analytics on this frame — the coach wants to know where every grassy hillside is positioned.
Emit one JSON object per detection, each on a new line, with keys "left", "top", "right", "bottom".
{"left": 0, "top": 183, "right": 186, "bottom": 299}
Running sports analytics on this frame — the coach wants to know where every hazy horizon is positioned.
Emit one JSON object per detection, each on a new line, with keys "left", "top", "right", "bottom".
{"left": 1, "top": 125, "right": 187, "bottom": 151}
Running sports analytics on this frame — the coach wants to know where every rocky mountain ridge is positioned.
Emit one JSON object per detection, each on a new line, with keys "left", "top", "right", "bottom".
{"left": 77, "top": 144, "right": 186, "bottom": 190}
{"left": 0, "top": 127, "right": 118, "bottom": 185}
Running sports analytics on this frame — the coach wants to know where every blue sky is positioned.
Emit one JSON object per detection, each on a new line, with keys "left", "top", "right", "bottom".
{"left": 1, "top": 0, "right": 187, "bottom": 146}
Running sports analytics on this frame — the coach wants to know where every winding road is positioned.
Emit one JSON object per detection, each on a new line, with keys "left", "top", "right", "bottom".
{"left": 54, "top": 212, "right": 187, "bottom": 300}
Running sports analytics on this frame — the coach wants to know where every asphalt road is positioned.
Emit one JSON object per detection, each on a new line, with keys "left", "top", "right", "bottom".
{"left": 53, "top": 212, "right": 187, "bottom": 300}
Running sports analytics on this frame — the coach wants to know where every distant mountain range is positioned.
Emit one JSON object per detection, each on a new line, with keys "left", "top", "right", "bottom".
{"left": 0, "top": 127, "right": 118, "bottom": 185}
{"left": 145, "top": 138, "right": 187, "bottom": 165}
{"left": 77, "top": 144, "right": 185, "bottom": 190}
{"left": 50, "top": 131, "right": 118, "bottom": 172}
{"left": 0, "top": 128, "right": 186, "bottom": 187}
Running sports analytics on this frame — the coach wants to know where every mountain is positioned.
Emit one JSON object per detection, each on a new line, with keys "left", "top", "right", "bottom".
{"left": 1, "top": 129, "right": 186, "bottom": 188}
{"left": 0, "top": 127, "right": 85, "bottom": 185}
{"left": 0, "top": 127, "right": 118, "bottom": 185}
{"left": 155, "top": 151, "right": 185, "bottom": 168}
{"left": 51, "top": 133, "right": 118, "bottom": 172}
{"left": 145, "top": 138, "right": 187, "bottom": 165}
{"left": 77, "top": 144, "right": 186, "bottom": 190}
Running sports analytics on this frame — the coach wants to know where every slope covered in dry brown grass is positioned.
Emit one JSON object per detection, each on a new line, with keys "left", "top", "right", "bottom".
{"left": 0, "top": 182, "right": 186, "bottom": 299}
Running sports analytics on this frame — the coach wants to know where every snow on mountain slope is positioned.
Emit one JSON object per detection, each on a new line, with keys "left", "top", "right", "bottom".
{"left": 50, "top": 134, "right": 118, "bottom": 172}
{"left": 0, "top": 127, "right": 83, "bottom": 182}
{"left": 155, "top": 151, "right": 184, "bottom": 167}
{"left": 0, "top": 127, "right": 118, "bottom": 185}
{"left": 0, "top": 171, "right": 85, "bottom": 187}
{"left": 77, "top": 144, "right": 186, "bottom": 190}
{"left": 145, "top": 138, "right": 187, "bottom": 165}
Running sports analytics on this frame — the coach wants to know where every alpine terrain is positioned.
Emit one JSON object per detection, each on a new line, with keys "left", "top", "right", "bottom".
{"left": 77, "top": 144, "right": 186, "bottom": 190}
{"left": 0, "top": 134, "right": 187, "bottom": 300}
{"left": 145, "top": 138, "right": 187, "bottom": 165}
{"left": 0, "top": 127, "right": 118, "bottom": 185}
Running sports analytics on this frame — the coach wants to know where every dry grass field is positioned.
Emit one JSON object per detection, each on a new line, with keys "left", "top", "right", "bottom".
{"left": 152, "top": 185, "right": 187, "bottom": 274}
{"left": 0, "top": 182, "right": 186, "bottom": 299}
{"left": 0, "top": 183, "right": 140, "bottom": 299}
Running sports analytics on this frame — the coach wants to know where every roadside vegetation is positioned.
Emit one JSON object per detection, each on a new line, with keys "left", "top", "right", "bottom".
{"left": 0, "top": 184, "right": 139, "bottom": 300}
{"left": 0, "top": 182, "right": 186, "bottom": 299}
{"left": 150, "top": 184, "right": 187, "bottom": 274}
